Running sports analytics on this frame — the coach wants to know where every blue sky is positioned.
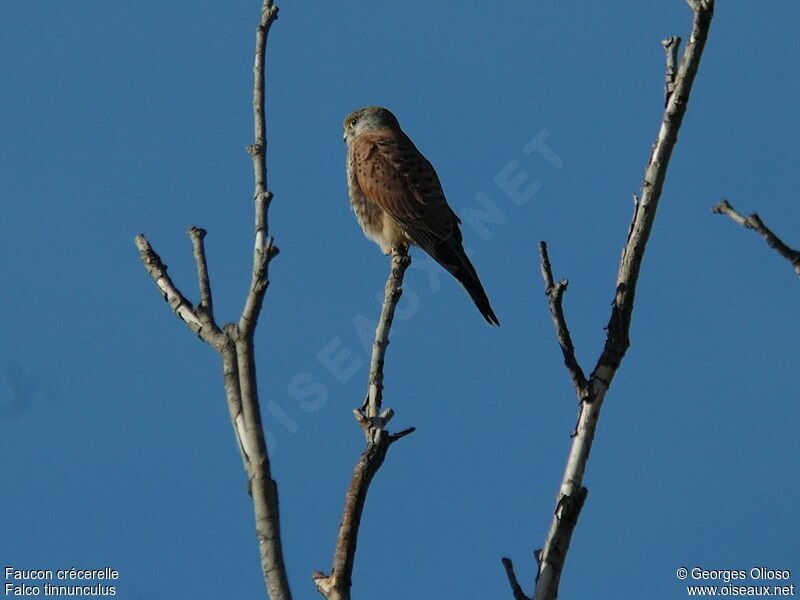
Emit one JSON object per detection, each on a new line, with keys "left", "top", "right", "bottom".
{"left": 2, "top": 2, "right": 798, "bottom": 599}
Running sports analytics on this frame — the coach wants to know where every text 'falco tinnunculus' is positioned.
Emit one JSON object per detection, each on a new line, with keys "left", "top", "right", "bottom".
{"left": 343, "top": 106, "right": 499, "bottom": 326}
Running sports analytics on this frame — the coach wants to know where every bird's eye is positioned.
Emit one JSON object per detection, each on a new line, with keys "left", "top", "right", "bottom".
{"left": 349, "top": 118, "right": 358, "bottom": 127}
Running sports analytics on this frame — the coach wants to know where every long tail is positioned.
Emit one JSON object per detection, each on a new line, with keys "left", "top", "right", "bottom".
{"left": 431, "top": 241, "right": 500, "bottom": 327}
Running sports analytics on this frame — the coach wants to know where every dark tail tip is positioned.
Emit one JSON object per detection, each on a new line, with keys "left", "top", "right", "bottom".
{"left": 476, "top": 296, "right": 500, "bottom": 327}
{"left": 482, "top": 305, "right": 501, "bottom": 327}
{"left": 460, "top": 272, "right": 500, "bottom": 327}
{"left": 431, "top": 241, "right": 500, "bottom": 327}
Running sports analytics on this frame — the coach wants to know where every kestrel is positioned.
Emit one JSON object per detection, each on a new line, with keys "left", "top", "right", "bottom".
{"left": 343, "top": 106, "right": 499, "bottom": 326}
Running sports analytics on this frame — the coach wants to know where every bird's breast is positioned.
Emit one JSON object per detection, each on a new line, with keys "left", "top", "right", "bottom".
{"left": 347, "top": 150, "right": 408, "bottom": 254}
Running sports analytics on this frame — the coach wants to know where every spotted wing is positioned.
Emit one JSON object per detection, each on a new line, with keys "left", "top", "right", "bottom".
{"left": 351, "top": 129, "right": 461, "bottom": 252}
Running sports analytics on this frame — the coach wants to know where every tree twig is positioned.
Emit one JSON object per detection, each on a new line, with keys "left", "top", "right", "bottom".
{"left": 188, "top": 226, "right": 219, "bottom": 328}
{"left": 242, "top": 0, "right": 280, "bottom": 335}
{"left": 134, "top": 233, "right": 227, "bottom": 350}
{"left": 712, "top": 199, "right": 800, "bottom": 277}
{"left": 227, "top": 4, "right": 289, "bottom": 599}
{"left": 505, "top": 3, "right": 715, "bottom": 600}
{"left": 538, "top": 242, "right": 589, "bottom": 401}
{"left": 315, "top": 247, "right": 415, "bottom": 600}
{"left": 595, "top": 0, "right": 713, "bottom": 379}
{"left": 364, "top": 247, "right": 412, "bottom": 417}
{"left": 501, "top": 558, "right": 530, "bottom": 600}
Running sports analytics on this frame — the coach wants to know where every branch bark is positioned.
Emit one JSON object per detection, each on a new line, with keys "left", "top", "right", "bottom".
{"left": 314, "top": 248, "right": 415, "bottom": 600}
{"left": 502, "top": 558, "right": 531, "bottom": 600}
{"left": 662, "top": 36, "right": 681, "bottom": 105}
{"left": 712, "top": 199, "right": 800, "bottom": 277}
{"left": 135, "top": 3, "right": 288, "bottom": 600}
{"left": 504, "top": 3, "right": 715, "bottom": 599}
{"left": 538, "top": 242, "right": 589, "bottom": 402}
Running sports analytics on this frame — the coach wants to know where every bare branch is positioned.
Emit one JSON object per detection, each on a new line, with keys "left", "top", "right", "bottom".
{"left": 231, "top": 326, "right": 291, "bottom": 600}
{"left": 594, "top": 0, "right": 713, "bottom": 381}
{"left": 134, "top": 3, "right": 289, "bottom": 599}
{"left": 218, "top": 344, "right": 252, "bottom": 469}
{"left": 712, "top": 200, "right": 800, "bottom": 277}
{"left": 134, "top": 233, "right": 227, "bottom": 350}
{"left": 316, "top": 247, "right": 414, "bottom": 600}
{"left": 315, "top": 427, "right": 392, "bottom": 600}
{"left": 525, "top": 3, "right": 715, "bottom": 599}
{"left": 364, "top": 247, "right": 412, "bottom": 417}
{"left": 247, "top": 1, "right": 279, "bottom": 253}
{"left": 389, "top": 426, "right": 416, "bottom": 443}
{"left": 501, "top": 557, "right": 531, "bottom": 600}
{"left": 531, "top": 487, "right": 588, "bottom": 600}
{"left": 188, "top": 226, "right": 220, "bottom": 329}
{"left": 315, "top": 418, "right": 414, "bottom": 600}
{"left": 231, "top": 4, "right": 291, "bottom": 600}
{"left": 240, "top": 234, "right": 279, "bottom": 334}
{"left": 241, "top": 0, "right": 280, "bottom": 336}
{"left": 538, "top": 242, "right": 589, "bottom": 400}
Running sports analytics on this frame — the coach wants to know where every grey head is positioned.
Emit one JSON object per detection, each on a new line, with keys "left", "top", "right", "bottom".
{"left": 343, "top": 106, "right": 401, "bottom": 143}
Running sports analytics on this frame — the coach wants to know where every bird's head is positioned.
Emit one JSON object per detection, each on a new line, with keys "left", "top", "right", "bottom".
{"left": 343, "top": 106, "right": 400, "bottom": 143}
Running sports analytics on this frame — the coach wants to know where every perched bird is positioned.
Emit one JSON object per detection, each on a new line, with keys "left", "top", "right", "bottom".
{"left": 343, "top": 106, "right": 499, "bottom": 326}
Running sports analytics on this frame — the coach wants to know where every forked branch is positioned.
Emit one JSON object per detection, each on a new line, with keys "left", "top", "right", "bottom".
{"left": 314, "top": 247, "right": 415, "bottom": 600}
{"left": 135, "top": 3, "right": 288, "bottom": 600}
{"left": 504, "top": 3, "right": 715, "bottom": 600}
